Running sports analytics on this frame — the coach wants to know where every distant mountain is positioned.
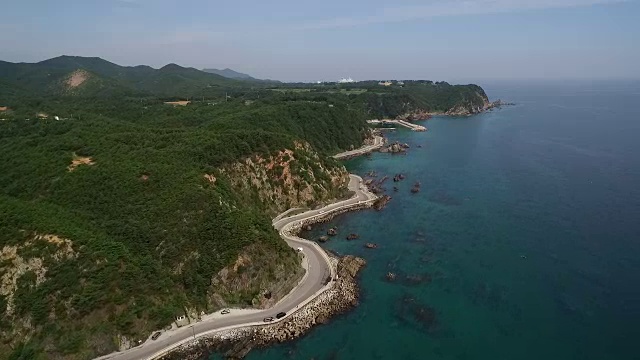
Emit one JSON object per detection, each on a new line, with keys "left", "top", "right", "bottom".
{"left": 0, "top": 55, "right": 240, "bottom": 97}
{"left": 203, "top": 68, "right": 256, "bottom": 80}
{"left": 202, "top": 68, "right": 281, "bottom": 84}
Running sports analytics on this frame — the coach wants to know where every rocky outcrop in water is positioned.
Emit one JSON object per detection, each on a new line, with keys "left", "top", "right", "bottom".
{"left": 160, "top": 256, "right": 366, "bottom": 360}
{"left": 372, "top": 195, "right": 392, "bottom": 211}
{"left": 386, "top": 272, "right": 397, "bottom": 281}
{"left": 411, "top": 181, "right": 421, "bottom": 194}
{"left": 379, "top": 142, "right": 409, "bottom": 154}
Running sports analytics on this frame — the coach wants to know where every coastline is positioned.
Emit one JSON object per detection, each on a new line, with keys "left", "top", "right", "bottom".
{"left": 159, "top": 255, "right": 366, "bottom": 360}
{"left": 389, "top": 99, "right": 509, "bottom": 119}
{"left": 142, "top": 144, "right": 382, "bottom": 360}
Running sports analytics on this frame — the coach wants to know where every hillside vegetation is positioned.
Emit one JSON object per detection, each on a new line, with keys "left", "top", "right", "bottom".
{"left": 0, "top": 56, "right": 238, "bottom": 99}
{"left": 0, "top": 97, "right": 367, "bottom": 360}
{"left": 0, "top": 56, "right": 491, "bottom": 359}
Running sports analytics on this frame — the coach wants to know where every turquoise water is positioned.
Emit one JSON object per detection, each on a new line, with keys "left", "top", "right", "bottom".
{"left": 238, "top": 81, "right": 640, "bottom": 360}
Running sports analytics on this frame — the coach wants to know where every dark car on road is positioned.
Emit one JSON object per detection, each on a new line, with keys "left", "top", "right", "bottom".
{"left": 151, "top": 331, "right": 161, "bottom": 340}
{"left": 263, "top": 317, "right": 274, "bottom": 322}
{"left": 276, "top": 312, "right": 286, "bottom": 319}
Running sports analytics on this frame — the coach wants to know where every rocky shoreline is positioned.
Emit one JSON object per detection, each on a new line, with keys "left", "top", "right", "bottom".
{"left": 159, "top": 99, "right": 512, "bottom": 359}
{"left": 393, "top": 99, "right": 512, "bottom": 119}
{"left": 154, "top": 181, "right": 376, "bottom": 359}
{"left": 159, "top": 255, "right": 366, "bottom": 360}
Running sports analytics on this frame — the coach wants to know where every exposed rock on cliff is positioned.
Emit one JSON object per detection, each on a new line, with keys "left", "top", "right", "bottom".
{"left": 221, "top": 141, "right": 350, "bottom": 215}
{"left": 208, "top": 244, "right": 304, "bottom": 309}
{"left": 0, "top": 233, "right": 77, "bottom": 349}
{"left": 396, "top": 110, "right": 432, "bottom": 122}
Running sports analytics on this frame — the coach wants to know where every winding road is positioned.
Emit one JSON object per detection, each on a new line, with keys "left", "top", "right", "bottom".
{"left": 96, "top": 173, "right": 377, "bottom": 360}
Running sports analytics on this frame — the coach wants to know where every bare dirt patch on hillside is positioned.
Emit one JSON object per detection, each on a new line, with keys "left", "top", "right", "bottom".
{"left": 164, "top": 101, "right": 190, "bottom": 106}
{"left": 68, "top": 153, "right": 95, "bottom": 172}
{"left": 66, "top": 69, "right": 90, "bottom": 89}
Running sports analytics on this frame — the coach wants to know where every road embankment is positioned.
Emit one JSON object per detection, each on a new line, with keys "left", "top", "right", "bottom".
{"left": 158, "top": 255, "right": 366, "bottom": 360}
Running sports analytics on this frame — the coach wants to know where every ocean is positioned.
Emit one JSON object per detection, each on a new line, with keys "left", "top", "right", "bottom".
{"left": 238, "top": 80, "right": 640, "bottom": 360}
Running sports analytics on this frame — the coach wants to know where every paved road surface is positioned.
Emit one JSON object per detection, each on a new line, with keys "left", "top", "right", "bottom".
{"left": 96, "top": 174, "right": 375, "bottom": 360}
{"left": 333, "top": 136, "right": 384, "bottom": 159}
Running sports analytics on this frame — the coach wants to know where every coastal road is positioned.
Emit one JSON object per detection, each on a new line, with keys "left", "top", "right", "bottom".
{"left": 333, "top": 136, "right": 384, "bottom": 159}
{"left": 95, "top": 174, "right": 376, "bottom": 360}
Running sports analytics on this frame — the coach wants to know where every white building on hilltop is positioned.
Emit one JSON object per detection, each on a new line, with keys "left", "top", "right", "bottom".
{"left": 338, "top": 77, "right": 355, "bottom": 83}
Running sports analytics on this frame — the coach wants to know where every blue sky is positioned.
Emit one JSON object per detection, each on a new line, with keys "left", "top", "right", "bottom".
{"left": 1, "top": 0, "right": 639, "bottom": 82}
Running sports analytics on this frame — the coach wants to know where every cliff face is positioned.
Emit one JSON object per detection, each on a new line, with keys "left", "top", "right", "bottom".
{"left": 221, "top": 141, "right": 350, "bottom": 216}
{"left": 412, "top": 89, "right": 492, "bottom": 117}
{"left": 0, "top": 233, "right": 79, "bottom": 354}
{"left": 207, "top": 244, "right": 303, "bottom": 309}
{"left": 442, "top": 89, "right": 490, "bottom": 116}
{"left": 206, "top": 142, "right": 350, "bottom": 310}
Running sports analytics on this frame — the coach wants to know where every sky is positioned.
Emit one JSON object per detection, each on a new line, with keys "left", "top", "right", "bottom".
{"left": 1, "top": 0, "right": 639, "bottom": 82}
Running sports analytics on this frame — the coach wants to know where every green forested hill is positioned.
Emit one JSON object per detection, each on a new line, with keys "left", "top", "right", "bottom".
{"left": 0, "top": 56, "right": 239, "bottom": 98}
{"left": 0, "top": 56, "right": 492, "bottom": 359}
{"left": 203, "top": 68, "right": 256, "bottom": 80}
{"left": 0, "top": 96, "right": 368, "bottom": 359}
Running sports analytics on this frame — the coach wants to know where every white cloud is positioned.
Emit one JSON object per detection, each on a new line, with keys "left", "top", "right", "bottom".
{"left": 297, "top": 0, "right": 627, "bottom": 30}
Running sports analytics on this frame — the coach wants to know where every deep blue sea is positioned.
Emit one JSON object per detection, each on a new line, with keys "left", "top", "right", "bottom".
{"left": 239, "top": 80, "right": 640, "bottom": 360}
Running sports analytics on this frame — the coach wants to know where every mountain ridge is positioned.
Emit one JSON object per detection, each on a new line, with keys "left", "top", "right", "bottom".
{"left": 0, "top": 55, "right": 239, "bottom": 98}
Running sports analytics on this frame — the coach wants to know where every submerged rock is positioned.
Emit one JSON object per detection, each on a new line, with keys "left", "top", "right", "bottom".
{"left": 346, "top": 233, "right": 359, "bottom": 241}
{"left": 394, "top": 295, "right": 439, "bottom": 334}
{"left": 318, "top": 235, "right": 329, "bottom": 243}
{"left": 428, "top": 190, "right": 462, "bottom": 206}
{"left": 364, "top": 243, "right": 377, "bottom": 249}
{"left": 386, "top": 272, "right": 397, "bottom": 281}
{"left": 327, "top": 227, "right": 338, "bottom": 236}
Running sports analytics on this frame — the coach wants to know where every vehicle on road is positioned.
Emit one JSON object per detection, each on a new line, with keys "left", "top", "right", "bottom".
{"left": 263, "top": 317, "right": 274, "bottom": 322}
{"left": 276, "top": 312, "right": 286, "bottom": 319}
{"left": 151, "top": 331, "right": 161, "bottom": 340}
{"left": 221, "top": 308, "right": 230, "bottom": 314}
{"left": 297, "top": 247, "right": 303, "bottom": 252}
